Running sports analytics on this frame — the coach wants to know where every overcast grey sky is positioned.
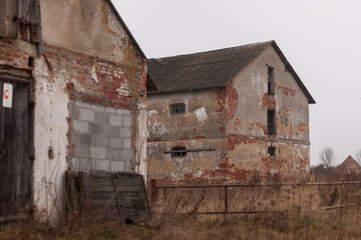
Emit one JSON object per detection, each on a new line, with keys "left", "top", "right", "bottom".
{"left": 114, "top": 0, "right": 361, "bottom": 166}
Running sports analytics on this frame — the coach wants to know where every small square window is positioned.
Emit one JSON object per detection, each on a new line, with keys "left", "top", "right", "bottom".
{"left": 170, "top": 103, "right": 185, "bottom": 114}
{"left": 171, "top": 146, "right": 187, "bottom": 158}
{"left": 268, "top": 146, "right": 276, "bottom": 157}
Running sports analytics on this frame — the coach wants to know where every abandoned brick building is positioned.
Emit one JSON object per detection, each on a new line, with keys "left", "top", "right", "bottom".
{"left": 147, "top": 41, "right": 315, "bottom": 184}
{"left": 337, "top": 155, "right": 361, "bottom": 175}
{"left": 0, "top": 0, "right": 148, "bottom": 223}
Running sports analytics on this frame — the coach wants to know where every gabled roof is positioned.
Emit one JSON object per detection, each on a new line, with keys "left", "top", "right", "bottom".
{"left": 337, "top": 155, "right": 361, "bottom": 170}
{"left": 106, "top": 0, "right": 146, "bottom": 60}
{"left": 148, "top": 41, "right": 315, "bottom": 104}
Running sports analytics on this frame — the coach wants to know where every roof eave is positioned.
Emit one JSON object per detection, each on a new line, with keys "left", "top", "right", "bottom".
{"left": 270, "top": 41, "right": 315, "bottom": 104}
{"left": 106, "top": 0, "right": 147, "bottom": 60}
{"left": 147, "top": 86, "right": 225, "bottom": 95}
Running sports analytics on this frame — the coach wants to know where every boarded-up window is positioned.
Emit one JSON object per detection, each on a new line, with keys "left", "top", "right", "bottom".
{"left": 268, "top": 66, "right": 275, "bottom": 95}
{"left": 170, "top": 103, "right": 185, "bottom": 114}
{"left": 18, "top": 0, "right": 41, "bottom": 43}
{"left": 267, "top": 109, "right": 276, "bottom": 136}
{"left": 0, "top": 0, "right": 18, "bottom": 38}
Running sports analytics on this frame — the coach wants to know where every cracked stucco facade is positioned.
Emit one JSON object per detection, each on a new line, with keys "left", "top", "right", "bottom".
{"left": 0, "top": 0, "right": 147, "bottom": 224}
{"left": 147, "top": 45, "right": 310, "bottom": 184}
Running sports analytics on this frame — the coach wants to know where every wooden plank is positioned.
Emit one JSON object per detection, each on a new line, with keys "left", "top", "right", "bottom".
{"left": 0, "top": 80, "right": 32, "bottom": 220}
{"left": 66, "top": 171, "right": 151, "bottom": 222}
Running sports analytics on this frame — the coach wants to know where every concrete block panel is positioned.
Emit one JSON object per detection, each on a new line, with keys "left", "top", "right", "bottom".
{"left": 91, "top": 104, "right": 105, "bottom": 111}
{"left": 106, "top": 126, "right": 119, "bottom": 137}
{"left": 98, "top": 159, "right": 110, "bottom": 171}
{"left": 74, "top": 145, "right": 90, "bottom": 158}
{"left": 123, "top": 116, "right": 132, "bottom": 127}
{"left": 105, "top": 107, "right": 117, "bottom": 114}
{"left": 119, "top": 128, "right": 131, "bottom": 138}
{"left": 123, "top": 138, "right": 131, "bottom": 149}
{"left": 90, "top": 147, "right": 106, "bottom": 159}
{"left": 79, "top": 108, "right": 95, "bottom": 122}
{"left": 89, "top": 123, "right": 105, "bottom": 135}
{"left": 93, "top": 135, "right": 109, "bottom": 147}
{"left": 120, "top": 150, "right": 133, "bottom": 161}
{"left": 109, "top": 115, "right": 123, "bottom": 126}
{"left": 73, "top": 120, "right": 89, "bottom": 133}
{"left": 94, "top": 111, "right": 109, "bottom": 124}
{"left": 111, "top": 161, "right": 125, "bottom": 172}
{"left": 79, "top": 134, "right": 92, "bottom": 145}
{"left": 110, "top": 137, "right": 123, "bottom": 149}
{"left": 75, "top": 101, "right": 91, "bottom": 109}
{"left": 106, "top": 148, "right": 120, "bottom": 161}
{"left": 117, "top": 109, "right": 131, "bottom": 116}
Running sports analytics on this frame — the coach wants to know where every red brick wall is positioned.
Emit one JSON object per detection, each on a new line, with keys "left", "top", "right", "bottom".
{"left": 0, "top": 38, "right": 33, "bottom": 71}
{"left": 42, "top": 44, "right": 146, "bottom": 110}
{"left": 41, "top": 44, "right": 147, "bottom": 168}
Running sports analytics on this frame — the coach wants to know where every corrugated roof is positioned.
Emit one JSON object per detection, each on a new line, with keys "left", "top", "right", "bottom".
{"left": 148, "top": 41, "right": 315, "bottom": 104}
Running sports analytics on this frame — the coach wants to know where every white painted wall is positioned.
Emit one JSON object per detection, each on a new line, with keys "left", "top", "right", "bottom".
{"left": 136, "top": 100, "right": 148, "bottom": 181}
{"left": 32, "top": 56, "right": 69, "bottom": 225}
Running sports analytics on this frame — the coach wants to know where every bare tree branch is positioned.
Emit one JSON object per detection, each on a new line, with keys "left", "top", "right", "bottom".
{"left": 318, "top": 146, "right": 335, "bottom": 169}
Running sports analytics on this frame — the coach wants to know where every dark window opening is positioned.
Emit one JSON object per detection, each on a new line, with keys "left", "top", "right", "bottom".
{"left": 267, "top": 109, "right": 276, "bottom": 135}
{"left": 268, "top": 146, "right": 276, "bottom": 157}
{"left": 171, "top": 146, "right": 187, "bottom": 158}
{"left": 170, "top": 103, "right": 185, "bottom": 114}
{"left": 268, "top": 66, "right": 275, "bottom": 95}
{"left": 28, "top": 57, "right": 35, "bottom": 68}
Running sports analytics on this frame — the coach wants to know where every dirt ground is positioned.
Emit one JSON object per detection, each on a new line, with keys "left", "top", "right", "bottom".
{"left": 1, "top": 209, "right": 361, "bottom": 240}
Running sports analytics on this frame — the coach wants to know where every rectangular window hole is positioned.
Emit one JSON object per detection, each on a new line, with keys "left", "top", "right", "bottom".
{"left": 170, "top": 103, "right": 185, "bottom": 114}
{"left": 267, "top": 109, "right": 276, "bottom": 135}
{"left": 268, "top": 66, "right": 275, "bottom": 95}
{"left": 28, "top": 57, "right": 35, "bottom": 68}
{"left": 268, "top": 146, "right": 276, "bottom": 157}
{"left": 171, "top": 146, "right": 187, "bottom": 158}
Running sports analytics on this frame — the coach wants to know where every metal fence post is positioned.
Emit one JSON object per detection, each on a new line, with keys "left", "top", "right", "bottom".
{"left": 299, "top": 185, "right": 303, "bottom": 217}
{"left": 225, "top": 186, "right": 228, "bottom": 215}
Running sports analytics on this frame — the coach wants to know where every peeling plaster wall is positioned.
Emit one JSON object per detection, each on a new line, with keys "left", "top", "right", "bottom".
{"left": 227, "top": 46, "right": 309, "bottom": 140}
{"left": 39, "top": 0, "right": 148, "bottom": 187}
{"left": 40, "top": 0, "right": 142, "bottom": 66}
{"left": 147, "top": 46, "right": 310, "bottom": 184}
{"left": 225, "top": 45, "right": 310, "bottom": 181}
{"left": 147, "top": 89, "right": 226, "bottom": 142}
{"left": 147, "top": 139, "right": 226, "bottom": 183}
{"left": 147, "top": 89, "right": 227, "bottom": 183}
{"left": 1, "top": 0, "right": 147, "bottom": 224}
{"left": 136, "top": 100, "right": 148, "bottom": 180}
{"left": 32, "top": 56, "right": 69, "bottom": 224}
{"left": 37, "top": 41, "right": 146, "bottom": 222}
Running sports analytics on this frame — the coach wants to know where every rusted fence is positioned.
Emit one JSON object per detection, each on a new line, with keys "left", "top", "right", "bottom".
{"left": 150, "top": 181, "right": 361, "bottom": 216}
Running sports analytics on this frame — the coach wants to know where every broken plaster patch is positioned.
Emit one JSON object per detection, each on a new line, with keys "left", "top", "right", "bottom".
{"left": 193, "top": 107, "right": 208, "bottom": 122}
{"left": 193, "top": 170, "right": 202, "bottom": 178}
{"left": 91, "top": 64, "right": 99, "bottom": 83}
{"left": 147, "top": 109, "right": 158, "bottom": 118}
{"left": 270, "top": 169, "right": 278, "bottom": 176}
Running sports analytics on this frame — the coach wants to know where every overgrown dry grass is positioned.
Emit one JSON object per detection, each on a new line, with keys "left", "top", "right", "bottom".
{"left": 2, "top": 173, "right": 361, "bottom": 240}
{"left": 1, "top": 208, "right": 361, "bottom": 240}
